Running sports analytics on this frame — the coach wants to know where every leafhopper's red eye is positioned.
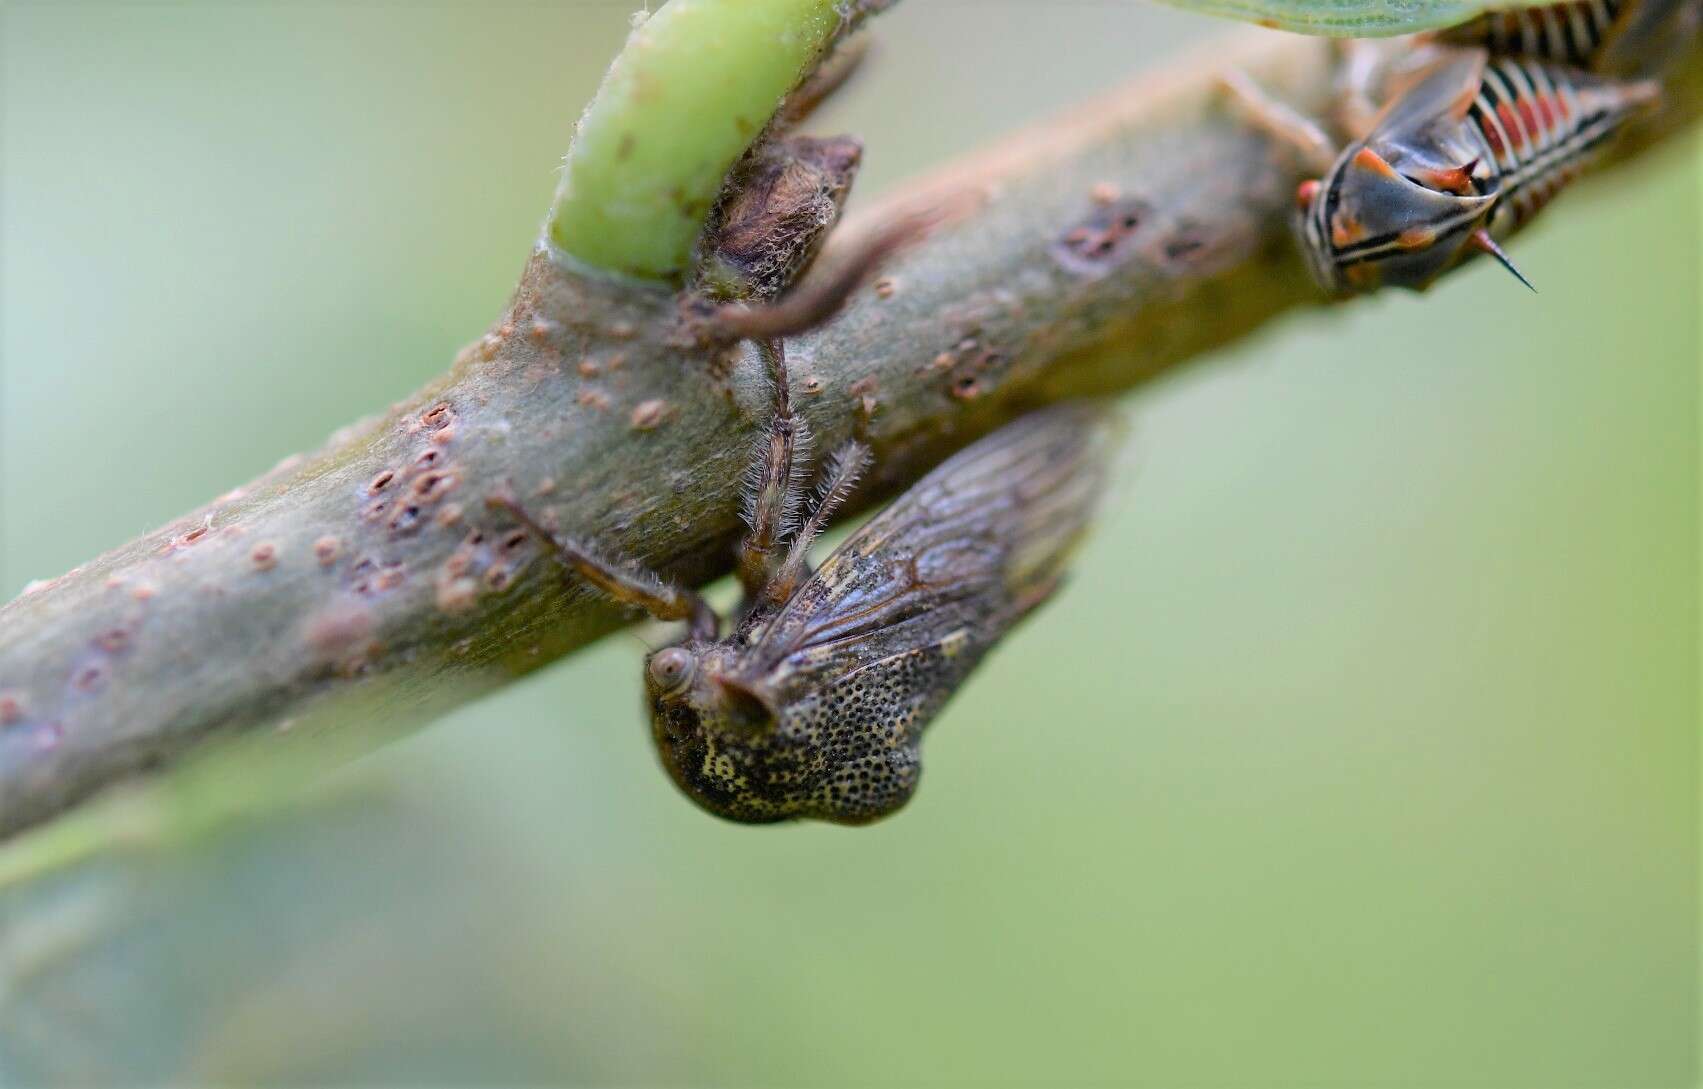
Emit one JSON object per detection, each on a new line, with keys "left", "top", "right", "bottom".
{"left": 1296, "top": 179, "right": 1321, "bottom": 210}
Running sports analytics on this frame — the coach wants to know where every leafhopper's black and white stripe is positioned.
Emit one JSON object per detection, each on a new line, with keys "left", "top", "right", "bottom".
{"left": 1228, "top": 0, "right": 1684, "bottom": 295}
{"left": 1291, "top": 49, "right": 1656, "bottom": 293}
{"left": 1442, "top": 0, "right": 1625, "bottom": 68}
{"left": 1439, "top": 0, "right": 1698, "bottom": 77}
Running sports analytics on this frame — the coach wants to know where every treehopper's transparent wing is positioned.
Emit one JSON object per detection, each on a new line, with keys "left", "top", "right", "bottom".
{"left": 707, "top": 403, "right": 1118, "bottom": 823}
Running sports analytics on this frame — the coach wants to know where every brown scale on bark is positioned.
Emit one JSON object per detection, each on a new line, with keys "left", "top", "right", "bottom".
{"left": 1051, "top": 196, "right": 1151, "bottom": 276}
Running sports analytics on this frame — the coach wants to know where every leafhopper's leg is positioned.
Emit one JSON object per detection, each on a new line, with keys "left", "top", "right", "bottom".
{"left": 489, "top": 495, "right": 718, "bottom": 641}
{"left": 764, "top": 441, "right": 870, "bottom": 608}
{"left": 1333, "top": 40, "right": 1383, "bottom": 141}
{"left": 1375, "top": 41, "right": 1462, "bottom": 115}
{"left": 1216, "top": 69, "right": 1339, "bottom": 175}
{"left": 736, "top": 337, "right": 807, "bottom": 599}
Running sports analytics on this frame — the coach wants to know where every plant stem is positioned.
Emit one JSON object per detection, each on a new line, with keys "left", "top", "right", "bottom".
{"left": 1, "top": 29, "right": 1696, "bottom": 843}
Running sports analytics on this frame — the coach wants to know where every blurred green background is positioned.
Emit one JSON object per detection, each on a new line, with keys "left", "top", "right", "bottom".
{"left": 1, "top": 2, "right": 1697, "bottom": 1085}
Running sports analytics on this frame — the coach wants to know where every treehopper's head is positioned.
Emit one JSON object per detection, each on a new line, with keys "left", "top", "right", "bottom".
{"left": 642, "top": 643, "right": 921, "bottom": 826}
{"left": 643, "top": 643, "right": 777, "bottom": 823}
{"left": 1294, "top": 143, "right": 1498, "bottom": 295}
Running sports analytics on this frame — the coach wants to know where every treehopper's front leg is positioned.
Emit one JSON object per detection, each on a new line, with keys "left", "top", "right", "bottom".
{"left": 487, "top": 494, "right": 719, "bottom": 643}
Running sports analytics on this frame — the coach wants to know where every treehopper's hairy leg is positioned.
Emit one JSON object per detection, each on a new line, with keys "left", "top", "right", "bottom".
{"left": 736, "top": 338, "right": 808, "bottom": 599}
{"left": 761, "top": 439, "right": 870, "bottom": 609}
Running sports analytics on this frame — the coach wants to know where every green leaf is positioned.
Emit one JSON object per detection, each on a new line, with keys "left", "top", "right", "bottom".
{"left": 1152, "top": 0, "right": 1541, "bottom": 37}
{"left": 547, "top": 0, "right": 855, "bottom": 282}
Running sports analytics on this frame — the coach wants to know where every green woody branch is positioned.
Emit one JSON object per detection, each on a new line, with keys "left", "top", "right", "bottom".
{"left": 1, "top": 24, "right": 1697, "bottom": 844}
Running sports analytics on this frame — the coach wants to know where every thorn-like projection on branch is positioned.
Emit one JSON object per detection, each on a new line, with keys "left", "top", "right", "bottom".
{"left": 676, "top": 88, "right": 938, "bottom": 351}
{"left": 695, "top": 135, "right": 867, "bottom": 304}
{"left": 778, "top": 33, "right": 872, "bottom": 127}
{"left": 691, "top": 208, "right": 939, "bottom": 346}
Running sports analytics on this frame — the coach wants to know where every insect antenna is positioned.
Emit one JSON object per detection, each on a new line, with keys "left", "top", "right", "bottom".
{"left": 1468, "top": 228, "right": 1536, "bottom": 292}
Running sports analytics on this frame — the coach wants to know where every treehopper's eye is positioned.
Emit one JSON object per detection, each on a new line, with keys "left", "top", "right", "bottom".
{"left": 647, "top": 647, "right": 695, "bottom": 695}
